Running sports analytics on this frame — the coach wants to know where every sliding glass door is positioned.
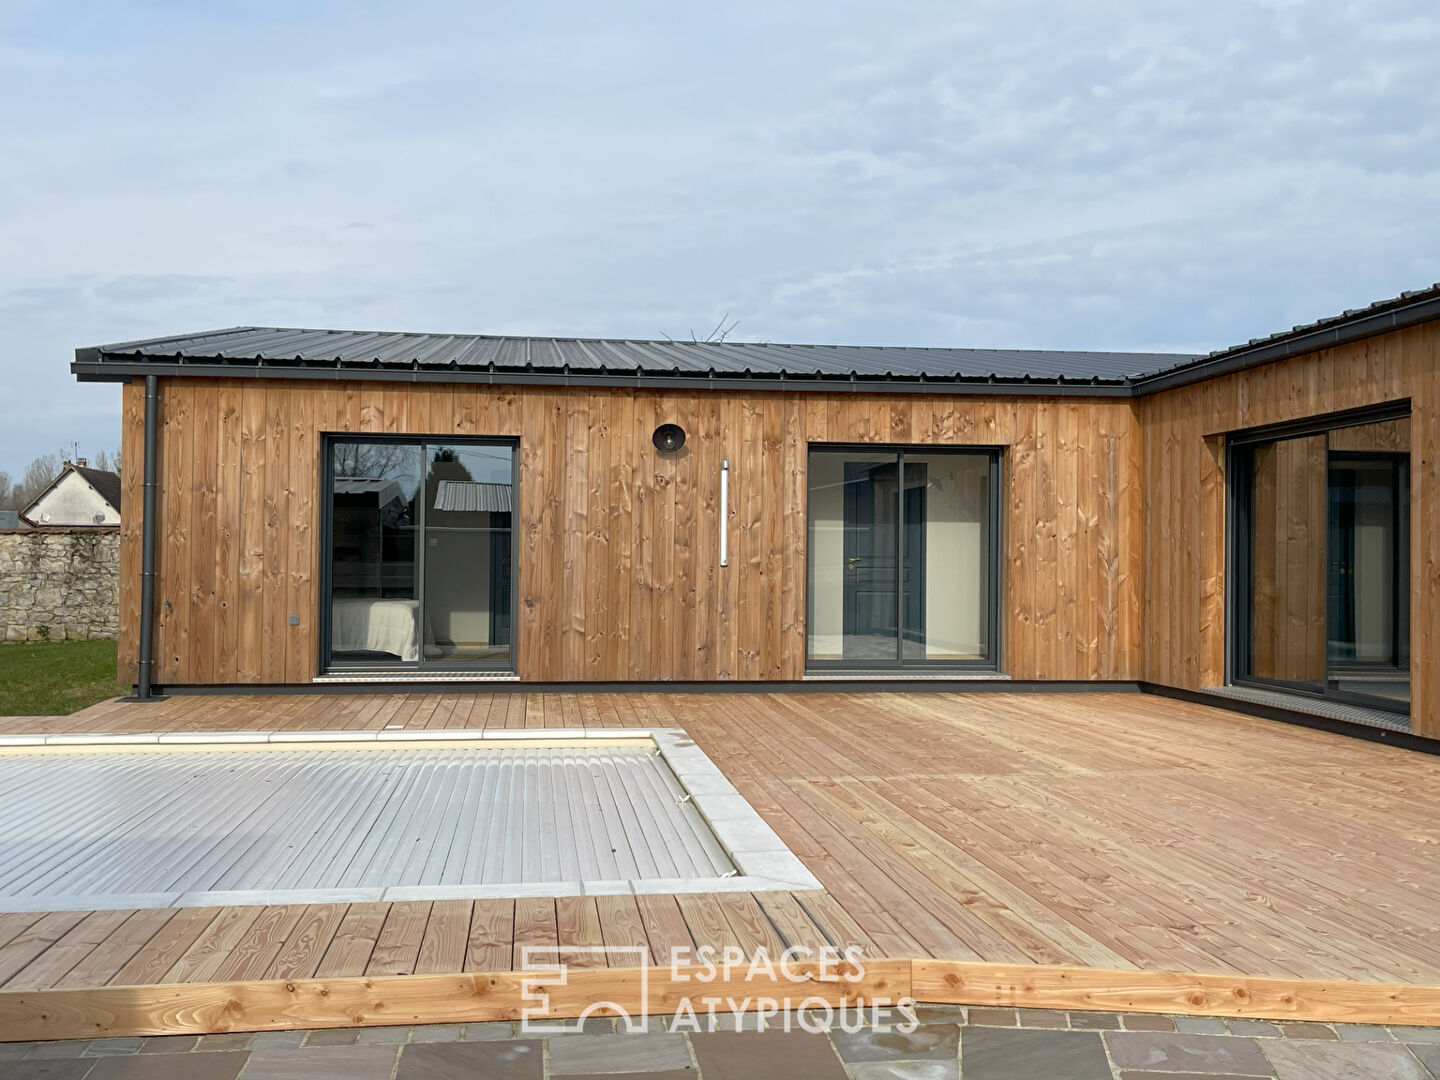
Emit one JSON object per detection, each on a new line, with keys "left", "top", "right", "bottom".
{"left": 325, "top": 437, "right": 516, "bottom": 671}
{"left": 1230, "top": 412, "right": 1410, "bottom": 712}
{"left": 807, "top": 447, "right": 999, "bottom": 669}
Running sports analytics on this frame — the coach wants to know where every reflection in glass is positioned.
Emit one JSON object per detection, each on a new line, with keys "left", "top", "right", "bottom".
{"left": 1234, "top": 416, "right": 1410, "bottom": 711}
{"left": 423, "top": 444, "right": 513, "bottom": 662}
{"left": 327, "top": 439, "right": 514, "bottom": 668}
{"left": 808, "top": 448, "right": 994, "bottom": 666}
{"left": 902, "top": 454, "right": 991, "bottom": 661}
{"left": 329, "top": 441, "right": 422, "bottom": 661}
{"left": 1244, "top": 434, "right": 1327, "bottom": 691}
{"left": 1327, "top": 455, "right": 1409, "bottom": 706}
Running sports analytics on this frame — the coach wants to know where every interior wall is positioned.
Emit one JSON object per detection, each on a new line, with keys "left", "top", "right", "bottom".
{"left": 117, "top": 384, "right": 1145, "bottom": 685}
{"left": 426, "top": 530, "right": 492, "bottom": 647}
{"left": 1140, "top": 322, "right": 1438, "bottom": 736}
{"left": 916, "top": 453, "right": 989, "bottom": 659}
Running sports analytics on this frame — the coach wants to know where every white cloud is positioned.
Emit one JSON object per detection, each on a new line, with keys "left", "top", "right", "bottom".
{"left": 0, "top": 0, "right": 1434, "bottom": 471}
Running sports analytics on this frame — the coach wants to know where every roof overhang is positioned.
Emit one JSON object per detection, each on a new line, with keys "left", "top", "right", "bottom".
{"left": 68, "top": 360, "right": 1140, "bottom": 397}
{"left": 1131, "top": 288, "right": 1440, "bottom": 395}
{"left": 71, "top": 284, "right": 1439, "bottom": 398}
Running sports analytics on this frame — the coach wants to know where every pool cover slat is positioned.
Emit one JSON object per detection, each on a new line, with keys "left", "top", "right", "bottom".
{"left": 0, "top": 746, "right": 738, "bottom": 909}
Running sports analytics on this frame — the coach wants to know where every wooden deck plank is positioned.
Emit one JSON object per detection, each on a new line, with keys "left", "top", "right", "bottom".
{"left": 209, "top": 905, "right": 308, "bottom": 983}
{"left": 0, "top": 688, "right": 1431, "bottom": 1033}
{"left": 109, "top": 908, "right": 221, "bottom": 988}
{"left": 712, "top": 893, "right": 786, "bottom": 959}
{"left": 465, "top": 900, "right": 514, "bottom": 972}
{"left": 555, "top": 896, "right": 605, "bottom": 969}
{"left": 314, "top": 903, "right": 388, "bottom": 978}
{"left": 633, "top": 894, "right": 696, "bottom": 967}
{"left": 415, "top": 900, "right": 471, "bottom": 976}
{"left": 163, "top": 906, "right": 262, "bottom": 984}
{"left": 512, "top": 898, "right": 558, "bottom": 969}
{"left": 594, "top": 894, "right": 651, "bottom": 965}
{"left": 1, "top": 910, "right": 132, "bottom": 991}
{"left": 52, "top": 909, "right": 176, "bottom": 990}
{"left": 753, "top": 891, "right": 833, "bottom": 955}
{"left": 365, "top": 901, "right": 431, "bottom": 977}
{"left": 265, "top": 904, "right": 347, "bottom": 981}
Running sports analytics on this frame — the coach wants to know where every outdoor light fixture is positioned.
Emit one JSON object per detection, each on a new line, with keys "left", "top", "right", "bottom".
{"left": 652, "top": 423, "right": 686, "bottom": 452}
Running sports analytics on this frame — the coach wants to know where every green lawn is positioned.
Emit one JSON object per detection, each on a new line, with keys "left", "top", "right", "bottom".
{"left": 0, "top": 639, "right": 127, "bottom": 716}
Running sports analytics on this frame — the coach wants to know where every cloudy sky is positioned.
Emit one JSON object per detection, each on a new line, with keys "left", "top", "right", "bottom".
{"left": 0, "top": 0, "right": 1435, "bottom": 476}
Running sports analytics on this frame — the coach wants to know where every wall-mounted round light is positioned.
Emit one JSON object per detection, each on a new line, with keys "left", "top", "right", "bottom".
{"left": 652, "top": 423, "right": 686, "bottom": 453}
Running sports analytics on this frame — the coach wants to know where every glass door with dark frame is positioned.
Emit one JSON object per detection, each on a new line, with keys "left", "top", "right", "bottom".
{"left": 807, "top": 447, "right": 998, "bottom": 670}
{"left": 1231, "top": 414, "right": 1411, "bottom": 713}
{"left": 326, "top": 437, "right": 516, "bottom": 672}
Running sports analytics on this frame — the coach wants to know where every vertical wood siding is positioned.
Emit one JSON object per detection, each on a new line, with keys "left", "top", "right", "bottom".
{"left": 1140, "top": 322, "right": 1439, "bottom": 736}
{"left": 118, "top": 384, "right": 1145, "bottom": 686}
{"left": 114, "top": 320, "right": 1434, "bottom": 738}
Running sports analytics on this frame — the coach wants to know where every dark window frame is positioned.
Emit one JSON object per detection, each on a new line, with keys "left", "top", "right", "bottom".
{"left": 804, "top": 443, "right": 1004, "bottom": 673}
{"left": 1224, "top": 399, "right": 1411, "bottom": 715}
{"left": 319, "top": 433, "right": 520, "bottom": 674}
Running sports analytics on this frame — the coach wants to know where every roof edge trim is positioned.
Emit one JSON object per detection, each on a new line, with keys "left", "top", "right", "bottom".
{"left": 69, "top": 361, "right": 1139, "bottom": 397}
{"left": 1132, "top": 291, "right": 1440, "bottom": 394}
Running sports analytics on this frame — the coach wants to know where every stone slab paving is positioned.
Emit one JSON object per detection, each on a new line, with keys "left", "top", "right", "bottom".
{"left": 0, "top": 1007, "right": 1435, "bottom": 1078}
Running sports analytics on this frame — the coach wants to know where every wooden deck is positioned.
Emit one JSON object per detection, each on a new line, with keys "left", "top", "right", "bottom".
{"left": 0, "top": 690, "right": 1435, "bottom": 1038}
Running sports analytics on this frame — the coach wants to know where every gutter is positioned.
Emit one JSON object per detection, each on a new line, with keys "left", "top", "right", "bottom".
{"left": 120, "top": 375, "right": 165, "bottom": 702}
{"left": 67, "top": 361, "right": 1139, "bottom": 397}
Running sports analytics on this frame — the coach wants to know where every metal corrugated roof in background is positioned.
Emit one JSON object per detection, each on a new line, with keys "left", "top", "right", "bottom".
{"left": 82, "top": 325, "right": 1191, "bottom": 382}
{"left": 434, "top": 480, "right": 513, "bottom": 513}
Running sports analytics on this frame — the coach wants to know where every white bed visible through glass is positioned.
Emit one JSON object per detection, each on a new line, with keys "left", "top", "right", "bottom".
{"left": 326, "top": 437, "right": 515, "bottom": 670}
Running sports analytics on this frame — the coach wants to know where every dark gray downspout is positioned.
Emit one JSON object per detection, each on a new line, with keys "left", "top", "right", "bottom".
{"left": 135, "top": 374, "right": 162, "bottom": 700}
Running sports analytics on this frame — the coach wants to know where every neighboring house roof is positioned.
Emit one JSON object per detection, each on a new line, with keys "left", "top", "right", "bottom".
{"left": 71, "top": 284, "right": 1439, "bottom": 396}
{"left": 70, "top": 466, "right": 122, "bottom": 512}
{"left": 20, "top": 463, "right": 122, "bottom": 526}
{"left": 433, "top": 480, "right": 513, "bottom": 513}
{"left": 333, "top": 477, "right": 406, "bottom": 506}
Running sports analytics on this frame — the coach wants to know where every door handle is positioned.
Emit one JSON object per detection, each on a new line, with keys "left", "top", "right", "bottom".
{"left": 846, "top": 556, "right": 863, "bottom": 572}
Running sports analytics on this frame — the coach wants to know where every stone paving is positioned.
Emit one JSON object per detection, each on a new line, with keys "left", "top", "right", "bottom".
{"left": 1, "top": 1006, "right": 1436, "bottom": 1078}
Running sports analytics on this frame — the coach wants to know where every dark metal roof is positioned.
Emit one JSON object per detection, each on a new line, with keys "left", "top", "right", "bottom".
{"left": 1133, "top": 283, "right": 1440, "bottom": 393}
{"left": 72, "top": 284, "right": 1439, "bottom": 396}
{"left": 71, "top": 465, "right": 122, "bottom": 511}
{"left": 76, "top": 325, "right": 1188, "bottom": 383}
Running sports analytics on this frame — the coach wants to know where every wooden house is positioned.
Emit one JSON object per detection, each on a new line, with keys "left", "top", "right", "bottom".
{"left": 73, "top": 287, "right": 1438, "bottom": 738}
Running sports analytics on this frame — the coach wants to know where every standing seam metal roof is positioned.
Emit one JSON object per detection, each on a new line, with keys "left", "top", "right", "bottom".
{"left": 80, "top": 325, "right": 1190, "bottom": 382}
{"left": 73, "top": 284, "right": 1440, "bottom": 390}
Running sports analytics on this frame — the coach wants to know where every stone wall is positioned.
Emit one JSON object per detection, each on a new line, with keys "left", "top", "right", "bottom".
{"left": 0, "top": 528, "right": 120, "bottom": 641}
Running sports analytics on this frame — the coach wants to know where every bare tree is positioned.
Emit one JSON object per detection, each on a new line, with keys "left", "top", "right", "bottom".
{"left": 663, "top": 313, "right": 740, "bottom": 344}
{"left": 0, "top": 448, "right": 128, "bottom": 511}
{"left": 0, "top": 451, "right": 70, "bottom": 510}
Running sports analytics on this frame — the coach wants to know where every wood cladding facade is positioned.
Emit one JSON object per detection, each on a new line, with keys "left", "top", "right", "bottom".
{"left": 1139, "top": 322, "right": 1438, "bottom": 737}
{"left": 118, "top": 385, "right": 1144, "bottom": 687}
{"left": 115, "top": 320, "right": 1437, "bottom": 734}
